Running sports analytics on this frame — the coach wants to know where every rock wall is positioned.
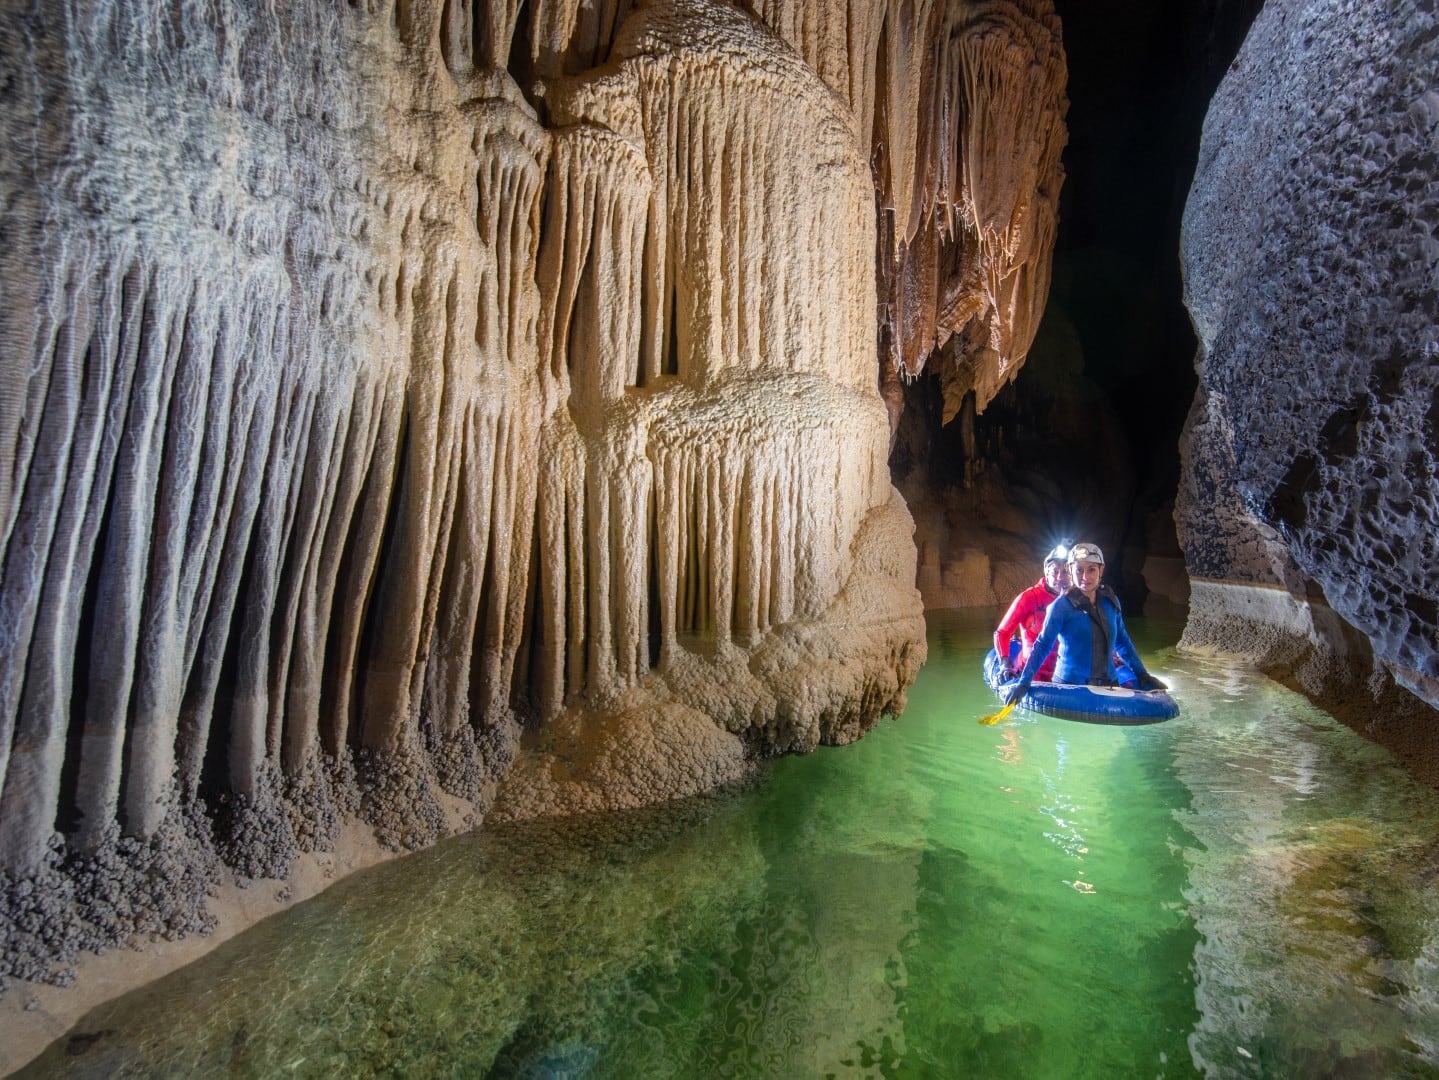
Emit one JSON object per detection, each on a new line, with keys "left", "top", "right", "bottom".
{"left": 1179, "top": 0, "right": 1439, "bottom": 782}
{"left": 0, "top": 0, "right": 1067, "bottom": 993}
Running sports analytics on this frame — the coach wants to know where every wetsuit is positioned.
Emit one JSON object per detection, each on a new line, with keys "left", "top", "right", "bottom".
{"left": 993, "top": 577, "right": 1060, "bottom": 680}
{"left": 1014, "top": 585, "right": 1149, "bottom": 688}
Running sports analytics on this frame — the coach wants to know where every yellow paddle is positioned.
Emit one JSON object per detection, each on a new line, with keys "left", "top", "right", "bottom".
{"left": 978, "top": 699, "right": 1017, "bottom": 726}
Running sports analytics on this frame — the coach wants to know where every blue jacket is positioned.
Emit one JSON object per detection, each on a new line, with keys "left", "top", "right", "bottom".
{"left": 1016, "top": 586, "right": 1146, "bottom": 687}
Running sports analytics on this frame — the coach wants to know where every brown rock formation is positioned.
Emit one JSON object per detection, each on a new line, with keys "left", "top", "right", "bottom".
{"left": 0, "top": 0, "right": 1068, "bottom": 1014}
{"left": 886, "top": 1, "right": 1066, "bottom": 421}
{"left": 1179, "top": 0, "right": 1439, "bottom": 783}
{"left": 747, "top": 0, "right": 1068, "bottom": 426}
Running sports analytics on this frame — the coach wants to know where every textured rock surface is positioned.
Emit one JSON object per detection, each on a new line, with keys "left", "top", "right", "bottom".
{"left": 0, "top": 0, "right": 1068, "bottom": 1014}
{"left": 869, "top": 0, "right": 1069, "bottom": 425}
{"left": 748, "top": 0, "right": 1070, "bottom": 430}
{"left": 1178, "top": 0, "right": 1439, "bottom": 779}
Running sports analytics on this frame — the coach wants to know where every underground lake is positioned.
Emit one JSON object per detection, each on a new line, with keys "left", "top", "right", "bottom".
{"left": 18, "top": 609, "right": 1439, "bottom": 1078}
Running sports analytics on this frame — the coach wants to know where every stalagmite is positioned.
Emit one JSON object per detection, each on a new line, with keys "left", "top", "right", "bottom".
{"left": 0, "top": 0, "right": 1070, "bottom": 1009}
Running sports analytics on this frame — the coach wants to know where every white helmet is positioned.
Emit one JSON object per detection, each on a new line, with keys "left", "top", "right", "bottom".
{"left": 1043, "top": 539, "right": 1074, "bottom": 569}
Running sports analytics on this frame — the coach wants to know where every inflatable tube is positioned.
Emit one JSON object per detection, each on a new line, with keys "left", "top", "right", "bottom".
{"left": 983, "top": 649, "right": 1179, "bottom": 725}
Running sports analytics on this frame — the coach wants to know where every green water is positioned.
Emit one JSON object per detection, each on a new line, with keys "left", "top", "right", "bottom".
{"left": 22, "top": 611, "right": 1439, "bottom": 1078}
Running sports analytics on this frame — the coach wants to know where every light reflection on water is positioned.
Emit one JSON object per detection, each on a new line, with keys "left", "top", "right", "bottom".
{"left": 20, "top": 609, "right": 1439, "bottom": 1077}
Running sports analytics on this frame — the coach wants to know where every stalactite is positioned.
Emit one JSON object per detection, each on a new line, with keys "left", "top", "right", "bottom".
{"left": 0, "top": 0, "right": 970, "bottom": 995}
{"left": 173, "top": 299, "right": 287, "bottom": 804}
{"left": 526, "top": 0, "right": 639, "bottom": 78}
{"left": 76, "top": 265, "right": 184, "bottom": 853}
{"left": 863, "top": 0, "right": 1070, "bottom": 414}
{"left": 746, "top": 0, "right": 889, "bottom": 173}
{"left": 320, "top": 378, "right": 404, "bottom": 759}
{"left": 229, "top": 355, "right": 317, "bottom": 801}
{"left": 279, "top": 372, "right": 364, "bottom": 775}
{"left": 0, "top": 249, "right": 106, "bottom": 871}
{"left": 481, "top": 406, "right": 540, "bottom": 717}
{"left": 537, "top": 127, "right": 651, "bottom": 410}
{"left": 618, "top": 1, "right": 877, "bottom": 392}
{"left": 760, "top": 0, "right": 1067, "bottom": 420}
{"left": 126, "top": 283, "right": 239, "bottom": 839}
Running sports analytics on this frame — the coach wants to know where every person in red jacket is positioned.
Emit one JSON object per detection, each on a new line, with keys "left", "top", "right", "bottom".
{"left": 993, "top": 543, "right": 1073, "bottom": 680}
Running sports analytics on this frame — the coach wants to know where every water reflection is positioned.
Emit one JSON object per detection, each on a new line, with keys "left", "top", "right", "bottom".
{"left": 18, "top": 611, "right": 1439, "bottom": 1077}
{"left": 1169, "top": 652, "right": 1439, "bottom": 1076}
{"left": 19, "top": 790, "right": 774, "bottom": 1077}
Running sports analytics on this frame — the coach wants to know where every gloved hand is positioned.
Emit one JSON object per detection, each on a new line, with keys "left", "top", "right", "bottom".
{"left": 1001, "top": 662, "right": 1017, "bottom": 680}
{"left": 1136, "top": 672, "right": 1167, "bottom": 692}
{"left": 1004, "top": 682, "right": 1027, "bottom": 707}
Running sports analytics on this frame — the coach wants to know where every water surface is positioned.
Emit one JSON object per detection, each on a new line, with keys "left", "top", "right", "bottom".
{"left": 24, "top": 610, "right": 1439, "bottom": 1077}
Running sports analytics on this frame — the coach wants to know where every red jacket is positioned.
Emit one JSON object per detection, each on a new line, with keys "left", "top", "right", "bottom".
{"left": 994, "top": 578, "right": 1060, "bottom": 680}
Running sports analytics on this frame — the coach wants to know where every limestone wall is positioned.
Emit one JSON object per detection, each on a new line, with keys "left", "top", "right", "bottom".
{"left": 0, "top": 0, "right": 1067, "bottom": 993}
{"left": 1179, "top": 0, "right": 1439, "bottom": 781}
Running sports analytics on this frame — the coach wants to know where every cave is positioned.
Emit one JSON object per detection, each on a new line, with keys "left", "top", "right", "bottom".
{"left": 2, "top": 0, "right": 1438, "bottom": 1071}
{"left": 893, "top": 0, "right": 1266, "bottom": 615}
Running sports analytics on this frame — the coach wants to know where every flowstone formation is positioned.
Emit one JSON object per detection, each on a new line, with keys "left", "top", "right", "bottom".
{"left": 860, "top": 0, "right": 1069, "bottom": 429}
{"left": 0, "top": 0, "right": 1070, "bottom": 1009}
{"left": 1179, "top": 0, "right": 1439, "bottom": 781}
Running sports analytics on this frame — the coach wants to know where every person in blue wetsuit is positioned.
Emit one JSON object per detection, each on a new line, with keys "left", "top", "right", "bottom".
{"left": 1004, "top": 541, "right": 1167, "bottom": 706}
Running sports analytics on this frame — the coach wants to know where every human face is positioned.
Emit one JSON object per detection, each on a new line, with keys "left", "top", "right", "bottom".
{"left": 1044, "top": 560, "right": 1070, "bottom": 592}
{"left": 1070, "top": 560, "right": 1103, "bottom": 595}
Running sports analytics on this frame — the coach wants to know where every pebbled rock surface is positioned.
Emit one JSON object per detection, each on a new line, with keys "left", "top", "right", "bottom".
{"left": 1179, "top": 0, "right": 1439, "bottom": 774}
{"left": 1181, "top": 0, "right": 1439, "bottom": 696}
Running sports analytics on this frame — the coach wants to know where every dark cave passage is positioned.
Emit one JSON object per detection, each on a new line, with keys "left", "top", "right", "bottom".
{"left": 891, "top": 0, "right": 1263, "bottom": 613}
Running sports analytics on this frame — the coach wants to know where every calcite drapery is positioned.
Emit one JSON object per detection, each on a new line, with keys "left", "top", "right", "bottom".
{"left": 747, "top": 0, "right": 1067, "bottom": 423}
{"left": 0, "top": 4, "right": 1083, "bottom": 1033}
{"left": 0, "top": 0, "right": 1018, "bottom": 993}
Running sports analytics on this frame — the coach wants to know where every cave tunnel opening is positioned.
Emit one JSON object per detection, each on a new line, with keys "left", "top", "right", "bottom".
{"left": 891, "top": 0, "right": 1263, "bottom": 613}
